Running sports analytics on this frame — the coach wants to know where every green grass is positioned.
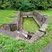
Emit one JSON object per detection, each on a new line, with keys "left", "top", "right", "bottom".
{"left": 0, "top": 33, "right": 29, "bottom": 52}
{"left": 0, "top": 10, "right": 16, "bottom": 24}
{"left": 40, "top": 9, "right": 52, "bottom": 16}
{"left": 0, "top": 9, "right": 52, "bottom": 52}
{"left": 23, "top": 17, "right": 39, "bottom": 32}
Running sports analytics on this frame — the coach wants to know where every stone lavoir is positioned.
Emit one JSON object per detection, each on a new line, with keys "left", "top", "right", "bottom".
{"left": 0, "top": 11, "right": 48, "bottom": 43}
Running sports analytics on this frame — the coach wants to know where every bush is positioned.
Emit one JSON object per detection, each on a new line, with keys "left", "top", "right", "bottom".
{"left": 10, "top": 0, "right": 35, "bottom": 11}
{"left": 18, "top": 0, "right": 35, "bottom": 11}
{"left": 48, "top": 0, "right": 52, "bottom": 8}
{"left": 0, "top": 0, "right": 52, "bottom": 11}
{"left": 30, "top": 0, "right": 49, "bottom": 10}
{"left": 0, "top": 0, "right": 11, "bottom": 9}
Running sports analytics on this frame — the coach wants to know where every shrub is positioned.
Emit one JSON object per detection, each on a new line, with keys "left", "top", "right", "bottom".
{"left": 0, "top": 0, "right": 11, "bottom": 9}
{"left": 30, "top": 0, "right": 49, "bottom": 10}
{"left": 0, "top": 0, "right": 52, "bottom": 10}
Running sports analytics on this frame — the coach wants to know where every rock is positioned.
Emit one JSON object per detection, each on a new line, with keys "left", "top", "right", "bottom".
{"left": 39, "top": 24, "right": 48, "bottom": 32}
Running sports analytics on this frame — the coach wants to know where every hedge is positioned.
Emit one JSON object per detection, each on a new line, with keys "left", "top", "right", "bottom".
{"left": 0, "top": 0, "right": 52, "bottom": 11}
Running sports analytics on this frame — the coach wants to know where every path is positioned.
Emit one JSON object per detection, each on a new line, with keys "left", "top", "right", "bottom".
{"left": 42, "top": 42, "right": 52, "bottom": 52}
{"left": 0, "top": 29, "right": 18, "bottom": 38}
{"left": 0, "top": 29, "right": 28, "bottom": 40}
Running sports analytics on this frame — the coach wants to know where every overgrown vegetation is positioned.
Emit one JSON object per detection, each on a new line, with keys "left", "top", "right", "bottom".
{"left": 0, "top": 0, "right": 52, "bottom": 11}
{"left": 23, "top": 17, "right": 39, "bottom": 32}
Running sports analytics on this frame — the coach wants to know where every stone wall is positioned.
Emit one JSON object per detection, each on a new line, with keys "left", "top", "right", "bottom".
{"left": 21, "top": 11, "right": 33, "bottom": 17}
{"left": 33, "top": 11, "right": 48, "bottom": 26}
{"left": 15, "top": 11, "right": 21, "bottom": 30}
{"left": 20, "top": 11, "right": 48, "bottom": 27}
{"left": 19, "top": 11, "right": 48, "bottom": 43}
{"left": 0, "top": 11, "right": 48, "bottom": 43}
{"left": 0, "top": 24, "right": 18, "bottom": 31}
{"left": 0, "top": 24, "right": 10, "bottom": 31}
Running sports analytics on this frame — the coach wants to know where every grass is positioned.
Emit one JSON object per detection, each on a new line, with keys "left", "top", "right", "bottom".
{"left": 0, "top": 9, "right": 52, "bottom": 52}
{"left": 0, "top": 10, "right": 16, "bottom": 24}
{"left": 0, "top": 33, "right": 29, "bottom": 52}
{"left": 23, "top": 17, "right": 39, "bottom": 32}
{"left": 40, "top": 9, "right": 52, "bottom": 16}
